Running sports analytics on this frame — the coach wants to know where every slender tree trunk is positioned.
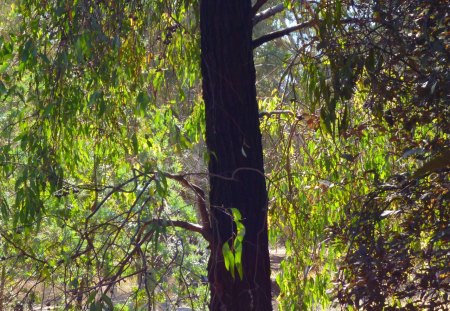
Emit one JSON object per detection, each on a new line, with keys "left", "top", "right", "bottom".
{"left": 200, "top": 0, "right": 272, "bottom": 310}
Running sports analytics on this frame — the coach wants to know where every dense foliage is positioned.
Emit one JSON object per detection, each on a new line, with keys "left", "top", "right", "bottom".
{"left": 1, "top": 0, "right": 208, "bottom": 309}
{"left": 0, "top": 0, "right": 448, "bottom": 310}
{"left": 258, "top": 0, "right": 449, "bottom": 309}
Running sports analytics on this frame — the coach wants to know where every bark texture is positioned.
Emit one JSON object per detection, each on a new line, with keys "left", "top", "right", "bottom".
{"left": 200, "top": 0, "right": 272, "bottom": 310}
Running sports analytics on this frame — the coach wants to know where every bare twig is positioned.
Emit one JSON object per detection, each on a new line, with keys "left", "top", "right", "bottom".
{"left": 253, "top": 18, "right": 361, "bottom": 48}
{"left": 253, "top": 20, "right": 316, "bottom": 48}
{"left": 253, "top": 4, "right": 285, "bottom": 25}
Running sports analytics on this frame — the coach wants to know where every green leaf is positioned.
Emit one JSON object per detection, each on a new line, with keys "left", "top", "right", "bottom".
{"left": 155, "top": 172, "right": 168, "bottom": 196}
{"left": 131, "top": 133, "right": 139, "bottom": 155}
{"left": 230, "top": 208, "right": 241, "bottom": 222}
{"left": 136, "top": 91, "right": 150, "bottom": 117}
{"left": 320, "top": 107, "right": 332, "bottom": 134}
{"left": 0, "top": 195, "right": 9, "bottom": 219}
{"left": 222, "top": 242, "right": 235, "bottom": 278}
{"left": 339, "top": 104, "right": 349, "bottom": 135}
{"left": 0, "top": 80, "right": 6, "bottom": 95}
{"left": 236, "top": 256, "right": 243, "bottom": 280}
{"left": 89, "top": 302, "right": 102, "bottom": 311}
{"left": 101, "top": 294, "right": 114, "bottom": 310}
{"left": 87, "top": 291, "right": 97, "bottom": 304}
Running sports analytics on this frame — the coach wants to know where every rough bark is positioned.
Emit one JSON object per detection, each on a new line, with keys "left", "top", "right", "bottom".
{"left": 200, "top": 0, "right": 272, "bottom": 310}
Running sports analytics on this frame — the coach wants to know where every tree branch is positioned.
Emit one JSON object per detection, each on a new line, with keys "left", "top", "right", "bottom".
{"left": 0, "top": 230, "right": 47, "bottom": 265}
{"left": 149, "top": 219, "right": 207, "bottom": 238}
{"left": 251, "top": 0, "right": 269, "bottom": 16}
{"left": 253, "top": 20, "right": 316, "bottom": 49}
{"left": 163, "top": 173, "right": 211, "bottom": 237}
{"left": 253, "top": 4, "right": 285, "bottom": 25}
{"left": 253, "top": 18, "right": 361, "bottom": 49}
{"left": 85, "top": 171, "right": 150, "bottom": 221}
{"left": 102, "top": 216, "right": 210, "bottom": 293}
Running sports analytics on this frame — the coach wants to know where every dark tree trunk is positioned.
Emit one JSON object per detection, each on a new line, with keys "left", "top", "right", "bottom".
{"left": 200, "top": 0, "right": 272, "bottom": 310}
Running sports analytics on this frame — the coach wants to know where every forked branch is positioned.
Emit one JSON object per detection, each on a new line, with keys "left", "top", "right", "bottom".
{"left": 163, "top": 173, "right": 211, "bottom": 241}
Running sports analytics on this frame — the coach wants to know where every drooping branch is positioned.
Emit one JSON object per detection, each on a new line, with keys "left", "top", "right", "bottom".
{"left": 102, "top": 226, "right": 156, "bottom": 295}
{"left": 253, "top": 4, "right": 285, "bottom": 25}
{"left": 251, "top": 0, "right": 269, "bottom": 16}
{"left": 253, "top": 20, "right": 316, "bottom": 48}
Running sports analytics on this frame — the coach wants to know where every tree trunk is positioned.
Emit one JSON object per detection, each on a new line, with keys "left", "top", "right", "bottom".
{"left": 200, "top": 0, "right": 272, "bottom": 310}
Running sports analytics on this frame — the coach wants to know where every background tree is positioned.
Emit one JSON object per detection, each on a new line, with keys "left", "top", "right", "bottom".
{"left": 1, "top": 0, "right": 277, "bottom": 309}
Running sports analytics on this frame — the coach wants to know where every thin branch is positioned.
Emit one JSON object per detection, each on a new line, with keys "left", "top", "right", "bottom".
{"left": 0, "top": 231, "right": 47, "bottom": 265}
{"left": 253, "top": 18, "right": 362, "bottom": 49}
{"left": 85, "top": 171, "right": 150, "bottom": 221}
{"left": 253, "top": 20, "right": 316, "bottom": 49}
{"left": 251, "top": 0, "right": 269, "bottom": 16}
{"left": 148, "top": 219, "right": 207, "bottom": 239}
{"left": 163, "top": 173, "right": 211, "bottom": 237}
{"left": 102, "top": 217, "right": 208, "bottom": 294}
{"left": 253, "top": 4, "right": 285, "bottom": 25}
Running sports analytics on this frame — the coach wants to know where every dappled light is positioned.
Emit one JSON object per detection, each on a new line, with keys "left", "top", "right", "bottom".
{"left": 0, "top": 0, "right": 448, "bottom": 310}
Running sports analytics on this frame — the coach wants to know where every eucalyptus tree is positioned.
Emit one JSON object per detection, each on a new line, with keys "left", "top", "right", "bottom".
{"left": 2, "top": 0, "right": 447, "bottom": 310}
{"left": 256, "top": 0, "right": 449, "bottom": 309}
{"left": 0, "top": 0, "right": 305, "bottom": 310}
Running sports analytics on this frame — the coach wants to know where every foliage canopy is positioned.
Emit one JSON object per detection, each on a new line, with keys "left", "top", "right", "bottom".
{"left": 0, "top": 0, "right": 448, "bottom": 310}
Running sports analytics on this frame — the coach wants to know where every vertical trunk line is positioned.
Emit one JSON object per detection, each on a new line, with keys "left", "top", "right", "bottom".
{"left": 200, "top": 0, "right": 272, "bottom": 310}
